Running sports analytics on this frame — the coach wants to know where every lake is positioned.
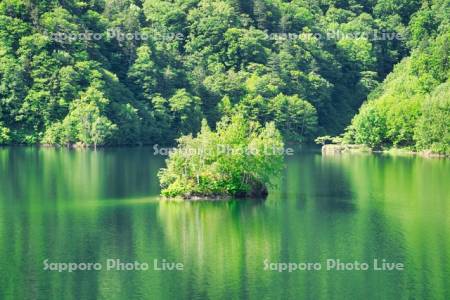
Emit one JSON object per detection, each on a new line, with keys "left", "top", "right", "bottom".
{"left": 0, "top": 147, "right": 449, "bottom": 299}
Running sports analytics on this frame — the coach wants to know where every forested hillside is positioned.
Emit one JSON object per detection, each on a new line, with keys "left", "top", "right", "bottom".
{"left": 0, "top": 0, "right": 446, "bottom": 148}
{"left": 345, "top": 0, "right": 449, "bottom": 154}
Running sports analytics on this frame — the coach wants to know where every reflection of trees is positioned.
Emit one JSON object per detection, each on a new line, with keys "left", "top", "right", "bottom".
{"left": 320, "top": 154, "right": 450, "bottom": 299}
{"left": 157, "top": 200, "right": 281, "bottom": 298}
{"left": 312, "top": 155, "right": 357, "bottom": 212}
{"left": 1, "top": 147, "right": 448, "bottom": 299}
{"left": 0, "top": 147, "right": 164, "bottom": 205}
{"left": 349, "top": 155, "right": 450, "bottom": 300}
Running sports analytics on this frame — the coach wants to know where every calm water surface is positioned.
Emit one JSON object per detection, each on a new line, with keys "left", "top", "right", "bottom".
{"left": 0, "top": 147, "right": 449, "bottom": 299}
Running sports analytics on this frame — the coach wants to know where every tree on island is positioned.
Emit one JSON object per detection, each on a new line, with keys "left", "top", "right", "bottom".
{"left": 158, "top": 114, "right": 284, "bottom": 200}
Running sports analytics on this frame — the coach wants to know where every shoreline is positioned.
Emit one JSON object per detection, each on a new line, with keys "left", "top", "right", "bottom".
{"left": 160, "top": 195, "right": 269, "bottom": 202}
{"left": 321, "top": 144, "right": 448, "bottom": 158}
{"left": 2, "top": 144, "right": 448, "bottom": 158}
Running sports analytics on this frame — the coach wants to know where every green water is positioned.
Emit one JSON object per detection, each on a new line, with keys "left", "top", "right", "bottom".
{"left": 0, "top": 147, "right": 449, "bottom": 300}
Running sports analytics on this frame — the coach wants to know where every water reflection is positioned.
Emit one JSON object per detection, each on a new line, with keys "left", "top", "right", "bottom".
{"left": 0, "top": 147, "right": 448, "bottom": 299}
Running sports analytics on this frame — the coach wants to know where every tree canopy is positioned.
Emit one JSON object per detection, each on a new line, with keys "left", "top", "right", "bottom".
{"left": 345, "top": 0, "right": 449, "bottom": 154}
{"left": 158, "top": 115, "right": 284, "bottom": 199}
{"left": 0, "top": 0, "right": 447, "bottom": 151}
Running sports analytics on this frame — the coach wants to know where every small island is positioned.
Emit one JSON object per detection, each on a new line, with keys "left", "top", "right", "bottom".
{"left": 158, "top": 115, "right": 284, "bottom": 200}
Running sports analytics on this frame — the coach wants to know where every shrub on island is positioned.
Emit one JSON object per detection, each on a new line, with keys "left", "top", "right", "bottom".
{"left": 158, "top": 115, "right": 285, "bottom": 200}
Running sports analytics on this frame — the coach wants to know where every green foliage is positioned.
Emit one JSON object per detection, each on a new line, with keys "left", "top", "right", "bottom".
{"left": 347, "top": 2, "right": 449, "bottom": 154}
{"left": 234, "top": 93, "right": 318, "bottom": 143}
{"left": 0, "top": 0, "right": 443, "bottom": 149}
{"left": 268, "top": 94, "right": 318, "bottom": 143}
{"left": 350, "top": 102, "right": 388, "bottom": 148}
{"left": 374, "top": 0, "right": 421, "bottom": 22}
{"left": 384, "top": 97, "right": 422, "bottom": 147}
{"left": 315, "top": 135, "right": 333, "bottom": 145}
{"left": 415, "top": 82, "right": 450, "bottom": 154}
{"left": 185, "top": 0, "right": 239, "bottom": 68}
{"left": 315, "top": 135, "right": 344, "bottom": 145}
{"left": 127, "top": 45, "right": 158, "bottom": 100}
{"left": 224, "top": 28, "right": 270, "bottom": 68}
{"left": 158, "top": 115, "right": 284, "bottom": 198}
{"left": 0, "top": 123, "right": 10, "bottom": 144}
{"left": 43, "top": 87, "right": 117, "bottom": 147}
{"left": 168, "top": 89, "right": 203, "bottom": 137}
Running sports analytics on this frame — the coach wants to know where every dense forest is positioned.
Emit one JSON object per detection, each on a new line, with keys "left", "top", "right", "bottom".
{"left": 0, "top": 0, "right": 448, "bottom": 152}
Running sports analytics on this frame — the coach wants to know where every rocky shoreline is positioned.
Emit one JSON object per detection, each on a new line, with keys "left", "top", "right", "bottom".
{"left": 321, "top": 144, "right": 448, "bottom": 158}
{"left": 321, "top": 144, "right": 372, "bottom": 155}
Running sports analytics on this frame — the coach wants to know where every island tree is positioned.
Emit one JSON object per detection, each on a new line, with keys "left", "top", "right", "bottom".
{"left": 158, "top": 114, "right": 284, "bottom": 199}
